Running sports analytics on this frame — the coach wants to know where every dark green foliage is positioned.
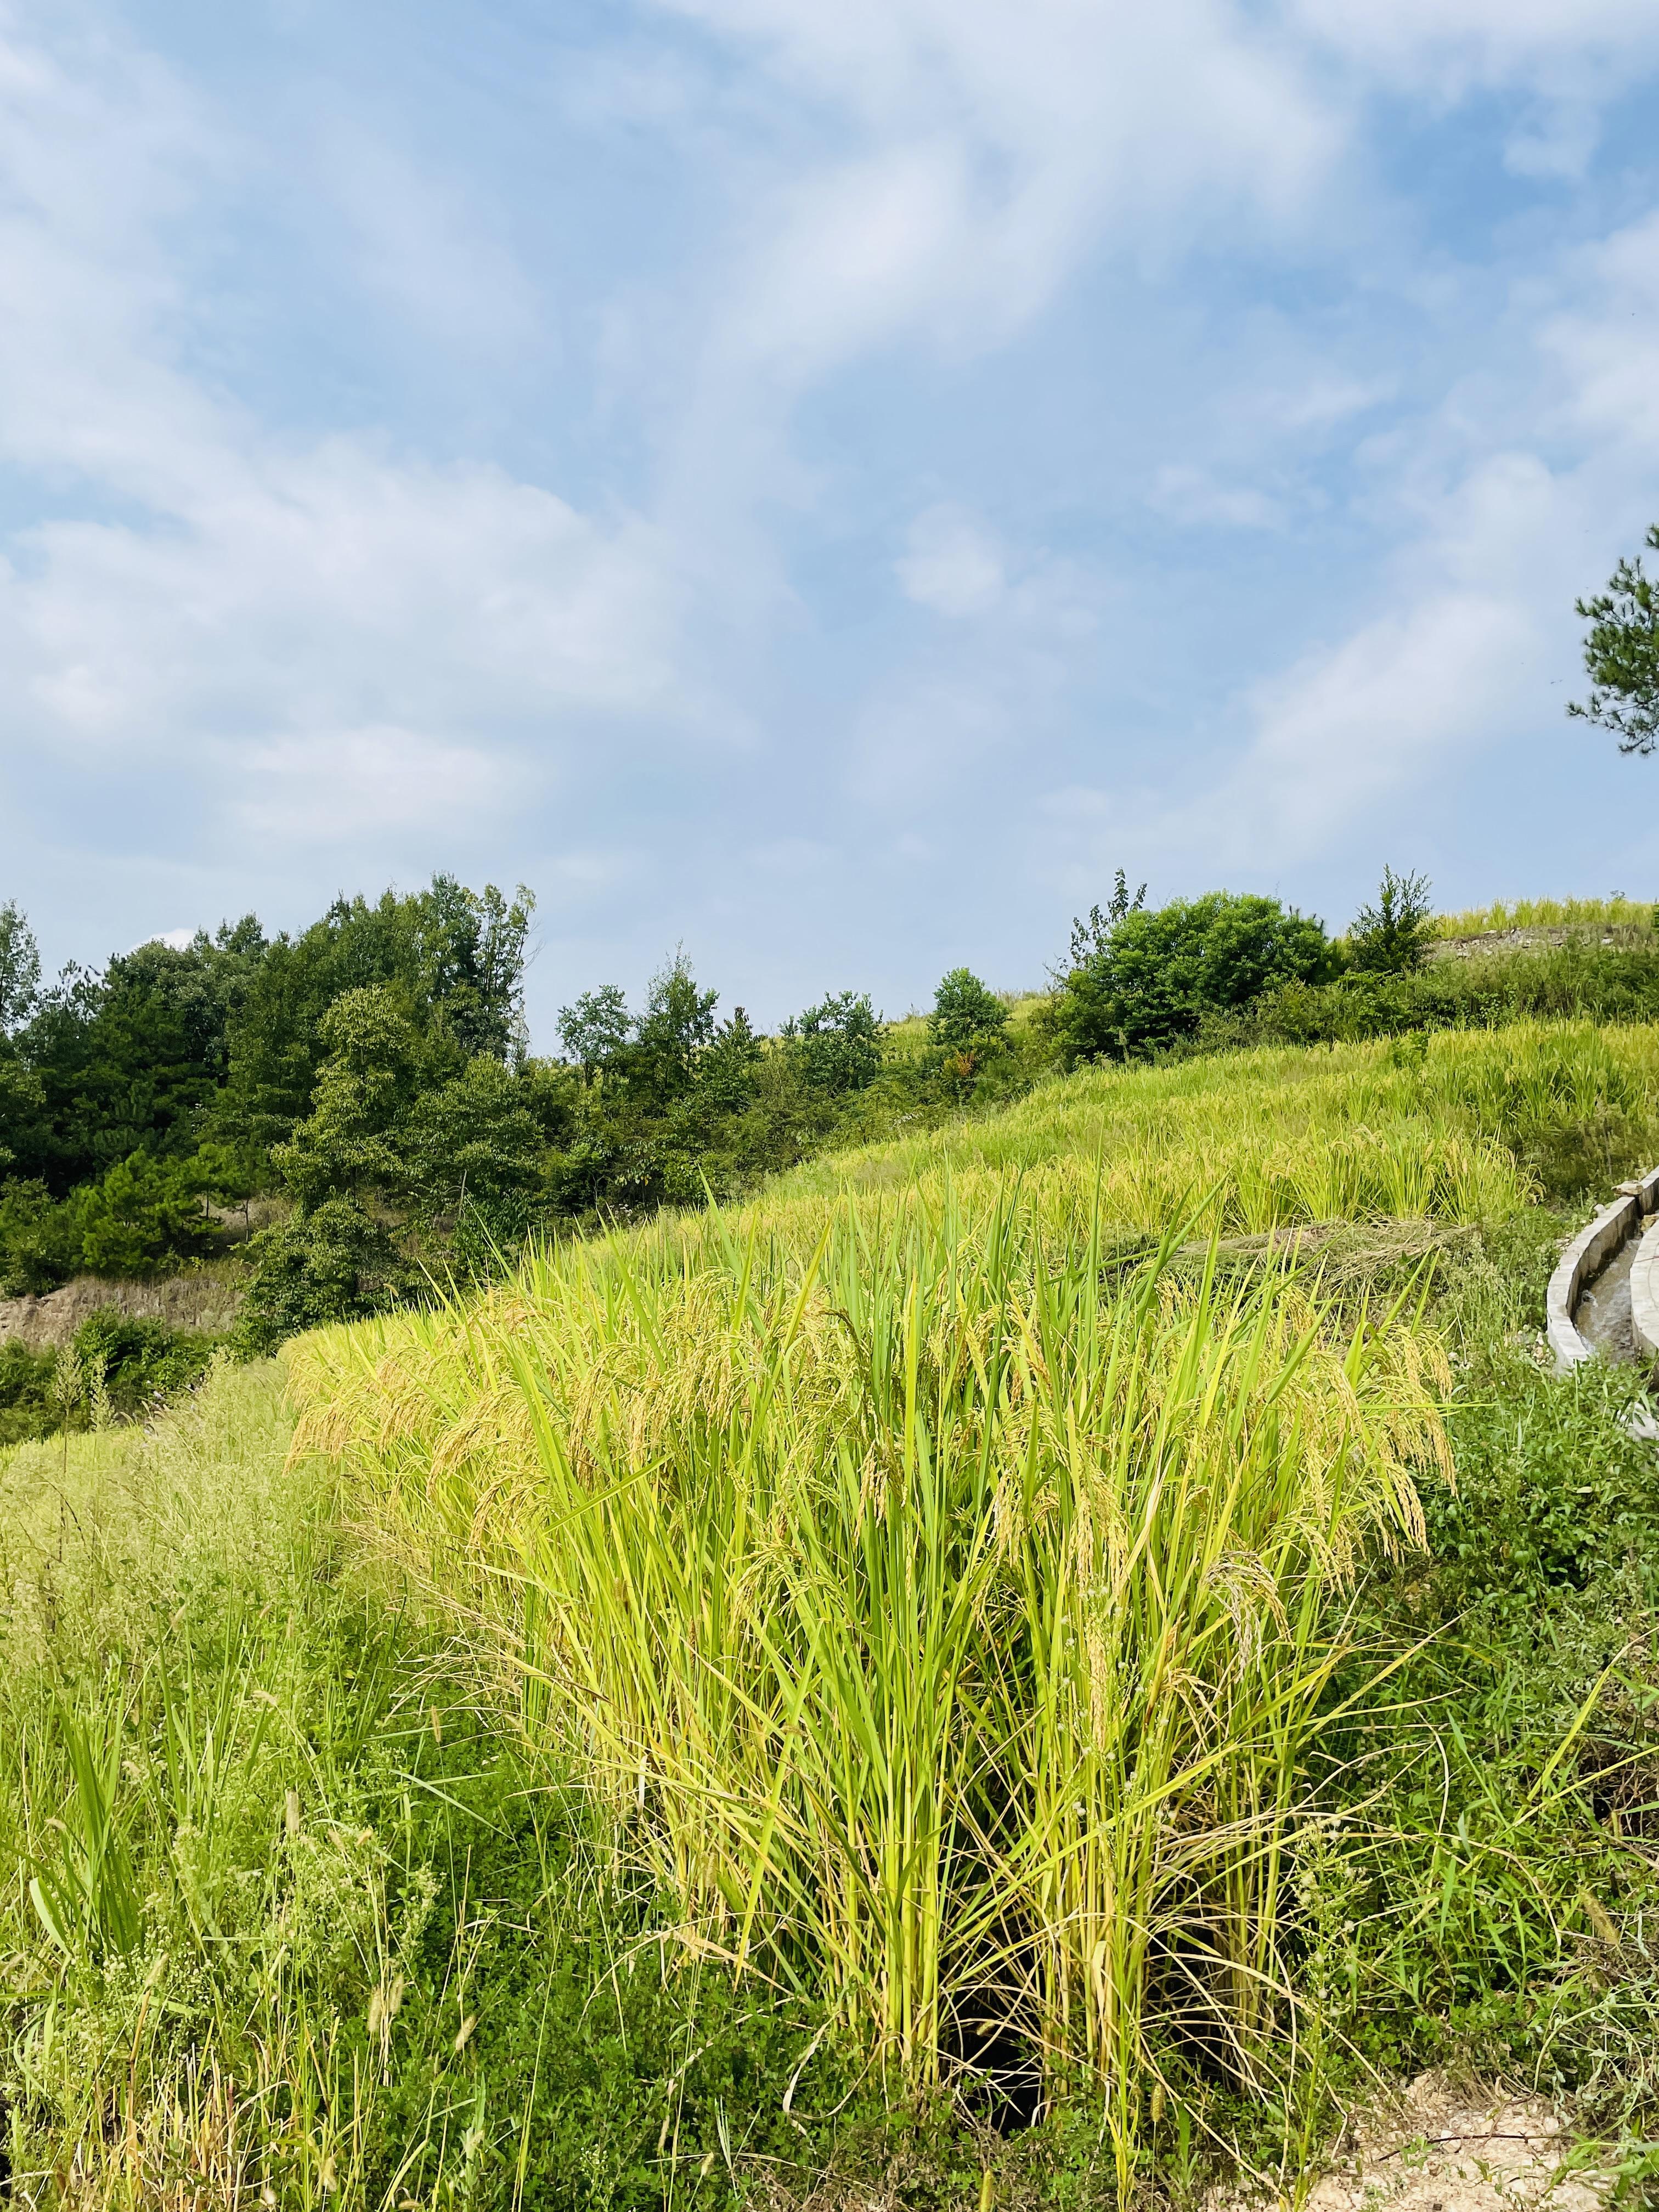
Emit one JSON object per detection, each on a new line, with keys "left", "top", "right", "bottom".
{"left": 67, "top": 1152, "right": 216, "bottom": 1277}
{"left": 272, "top": 985, "right": 430, "bottom": 1213}
{"left": 1055, "top": 891, "right": 1339, "bottom": 1063}
{"left": 0, "top": 1178, "right": 80, "bottom": 1295}
{"left": 0, "top": 881, "right": 541, "bottom": 1318}
{"left": 235, "top": 1198, "right": 416, "bottom": 1352}
{"left": 0, "top": 1311, "right": 217, "bottom": 1443}
{"left": 397, "top": 1057, "right": 549, "bottom": 1229}
{"left": 1569, "top": 522, "right": 1659, "bottom": 754}
{"left": 10, "top": 930, "right": 263, "bottom": 1193}
{"left": 1346, "top": 865, "right": 1435, "bottom": 974}
{"left": 210, "top": 881, "right": 530, "bottom": 1164}
{"left": 540, "top": 968, "right": 895, "bottom": 1228}
{"left": 1203, "top": 938, "right": 1659, "bottom": 1063}
{"left": 784, "top": 990, "right": 884, "bottom": 1097}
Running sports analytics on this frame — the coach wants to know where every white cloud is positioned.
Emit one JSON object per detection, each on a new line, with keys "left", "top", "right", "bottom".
{"left": 1148, "top": 466, "right": 1284, "bottom": 532}
{"left": 653, "top": 0, "right": 1345, "bottom": 550}
{"left": 1287, "top": 0, "right": 1659, "bottom": 92}
{"left": 1224, "top": 590, "right": 1537, "bottom": 852}
{"left": 896, "top": 504, "right": 1005, "bottom": 615}
{"left": 13, "top": 452, "right": 688, "bottom": 751}
{"left": 1541, "top": 211, "right": 1659, "bottom": 453}
{"left": 229, "top": 727, "right": 523, "bottom": 844}
{"left": 318, "top": 125, "right": 541, "bottom": 357}
{"left": 0, "top": 13, "right": 700, "bottom": 859}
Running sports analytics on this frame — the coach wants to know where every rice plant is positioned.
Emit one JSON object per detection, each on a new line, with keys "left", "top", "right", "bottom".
{"left": 296, "top": 1178, "right": 1449, "bottom": 2181}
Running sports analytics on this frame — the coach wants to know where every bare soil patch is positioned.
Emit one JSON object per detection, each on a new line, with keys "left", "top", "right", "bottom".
{"left": 0, "top": 1264, "right": 245, "bottom": 1346}
{"left": 1292, "top": 2075, "right": 1613, "bottom": 2212}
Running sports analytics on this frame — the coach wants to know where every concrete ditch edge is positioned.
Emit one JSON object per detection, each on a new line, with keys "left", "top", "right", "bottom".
{"left": 1629, "top": 1216, "right": 1659, "bottom": 1366}
{"left": 1545, "top": 1163, "right": 1659, "bottom": 1373}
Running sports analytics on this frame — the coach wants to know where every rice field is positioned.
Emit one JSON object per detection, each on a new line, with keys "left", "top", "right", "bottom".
{"left": 10, "top": 1016, "right": 1657, "bottom": 2201}
{"left": 289, "top": 1022, "right": 1654, "bottom": 2171}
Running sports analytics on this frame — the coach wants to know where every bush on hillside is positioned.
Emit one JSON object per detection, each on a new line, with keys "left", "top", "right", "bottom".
{"left": 1199, "top": 938, "right": 1659, "bottom": 1056}
{"left": 1054, "top": 890, "right": 1339, "bottom": 1063}
{"left": 0, "top": 1309, "right": 219, "bottom": 1442}
{"left": 0, "top": 1176, "right": 80, "bottom": 1295}
{"left": 783, "top": 991, "right": 885, "bottom": 1097}
{"left": 235, "top": 1197, "right": 416, "bottom": 1354}
{"left": 1347, "top": 864, "right": 1435, "bottom": 973}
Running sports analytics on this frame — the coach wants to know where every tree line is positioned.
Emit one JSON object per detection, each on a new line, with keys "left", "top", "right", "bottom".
{"left": 0, "top": 878, "right": 1053, "bottom": 1345}
{"left": 2, "top": 860, "right": 1650, "bottom": 1352}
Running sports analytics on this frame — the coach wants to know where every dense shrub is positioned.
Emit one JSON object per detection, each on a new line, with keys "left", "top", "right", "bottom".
{"left": 235, "top": 1197, "right": 416, "bottom": 1353}
{"left": 1054, "top": 891, "right": 1339, "bottom": 1063}
{"left": 1200, "top": 938, "right": 1659, "bottom": 1052}
{"left": 0, "top": 1308, "right": 219, "bottom": 1442}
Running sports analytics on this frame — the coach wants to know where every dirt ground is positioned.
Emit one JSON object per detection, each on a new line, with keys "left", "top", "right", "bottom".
{"left": 1291, "top": 2075, "right": 1615, "bottom": 2212}
{"left": 1429, "top": 926, "right": 1652, "bottom": 963}
{"left": 0, "top": 1265, "right": 245, "bottom": 1346}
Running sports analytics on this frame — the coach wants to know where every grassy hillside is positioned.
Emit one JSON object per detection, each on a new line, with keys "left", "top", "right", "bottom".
{"left": 6, "top": 1020, "right": 1659, "bottom": 2206}
{"left": 1433, "top": 896, "right": 1657, "bottom": 938}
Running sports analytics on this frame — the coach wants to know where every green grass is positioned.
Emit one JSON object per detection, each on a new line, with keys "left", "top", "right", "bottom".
{"left": 1433, "top": 896, "right": 1657, "bottom": 938}
{"left": 8, "top": 1019, "right": 1659, "bottom": 2205}
{"left": 0, "top": 1362, "right": 1118, "bottom": 2208}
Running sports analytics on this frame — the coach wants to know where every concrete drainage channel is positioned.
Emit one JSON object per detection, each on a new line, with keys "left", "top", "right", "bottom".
{"left": 1547, "top": 1165, "right": 1659, "bottom": 1430}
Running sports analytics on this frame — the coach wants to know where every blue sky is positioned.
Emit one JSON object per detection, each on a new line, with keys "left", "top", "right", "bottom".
{"left": 4, "top": 0, "right": 1659, "bottom": 1042}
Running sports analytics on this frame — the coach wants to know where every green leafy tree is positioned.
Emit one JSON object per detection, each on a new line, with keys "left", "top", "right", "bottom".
{"left": 212, "top": 877, "right": 517, "bottom": 1162}
{"left": 927, "top": 969, "right": 1010, "bottom": 1096}
{"left": 9, "top": 924, "right": 267, "bottom": 1192}
{"left": 272, "top": 985, "right": 424, "bottom": 1214}
{"left": 1347, "top": 867, "right": 1435, "bottom": 974}
{"left": 695, "top": 1008, "right": 764, "bottom": 1116}
{"left": 785, "top": 992, "right": 885, "bottom": 1096}
{"left": 1569, "top": 525, "right": 1659, "bottom": 754}
{"left": 630, "top": 952, "right": 718, "bottom": 1107}
{"left": 397, "top": 1057, "right": 546, "bottom": 1230}
{"left": 0, "top": 902, "right": 41, "bottom": 1035}
{"left": 929, "top": 969, "right": 1009, "bottom": 1058}
{"left": 0, "top": 1056, "right": 45, "bottom": 1180}
{"left": 1056, "top": 891, "right": 1338, "bottom": 1063}
{"left": 417, "top": 876, "right": 535, "bottom": 1062}
{"left": 558, "top": 985, "right": 631, "bottom": 1084}
{"left": 67, "top": 1153, "right": 215, "bottom": 1278}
